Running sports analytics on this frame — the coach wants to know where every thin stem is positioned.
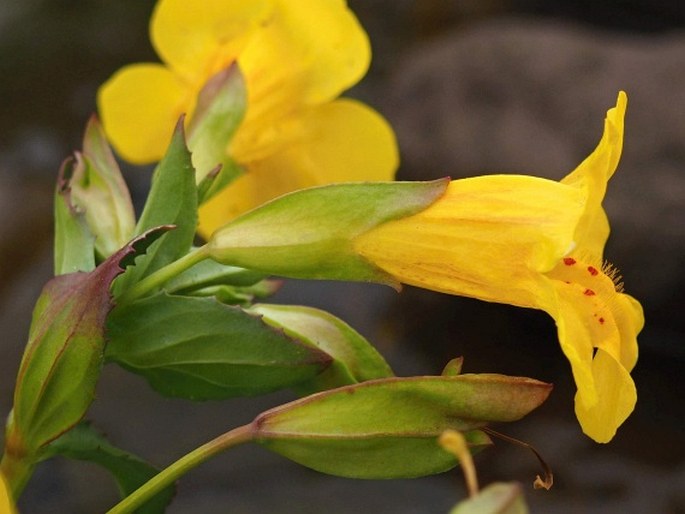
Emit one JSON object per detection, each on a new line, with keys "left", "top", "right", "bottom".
{"left": 106, "top": 424, "right": 254, "bottom": 514}
{"left": 482, "top": 427, "right": 554, "bottom": 490}
{"left": 116, "top": 245, "right": 211, "bottom": 305}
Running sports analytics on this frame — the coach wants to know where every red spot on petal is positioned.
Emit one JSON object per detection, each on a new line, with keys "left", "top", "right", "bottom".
{"left": 588, "top": 266, "right": 599, "bottom": 276}
{"left": 598, "top": 317, "right": 605, "bottom": 324}
{"left": 584, "top": 288, "right": 596, "bottom": 296}
{"left": 564, "top": 258, "right": 576, "bottom": 266}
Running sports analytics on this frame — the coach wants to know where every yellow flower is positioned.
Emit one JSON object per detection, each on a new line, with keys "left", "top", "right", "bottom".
{"left": 354, "top": 92, "right": 643, "bottom": 442}
{"left": 98, "top": 0, "right": 398, "bottom": 235}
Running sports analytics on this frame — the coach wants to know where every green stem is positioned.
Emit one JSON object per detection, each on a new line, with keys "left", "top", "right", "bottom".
{"left": 116, "top": 245, "right": 211, "bottom": 305}
{"left": 106, "top": 424, "right": 254, "bottom": 514}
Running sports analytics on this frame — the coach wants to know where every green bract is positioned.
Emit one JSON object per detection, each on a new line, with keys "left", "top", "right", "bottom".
{"left": 187, "top": 65, "right": 247, "bottom": 201}
{"left": 54, "top": 117, "right": 137, "bottom": 275}
{"left": 71, "top": 117, "right": 136, "bottom": 259}
{"left": 207, "top": 180, "right": 449, "bottom": 283}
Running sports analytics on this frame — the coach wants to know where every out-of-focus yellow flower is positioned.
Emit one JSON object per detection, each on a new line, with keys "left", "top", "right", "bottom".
{"left": 354, "top": 92, "right": 643, "bottom": 442}
{"left": 98, "top": 0, "right": 398, "bottom": 235}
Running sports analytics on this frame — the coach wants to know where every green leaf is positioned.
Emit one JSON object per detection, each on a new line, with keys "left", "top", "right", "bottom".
{"left": 105, "top": 293, "right": 332, "bottom": 400}
{"left": 40, "top": 423, "right": 174, "bottom": 514}
{"left": 253, "top": 375, "right": 551, "bottom": 478}
{"left": 113, "top": 120, "right": 197, "bottom": 296}
{"left": 449, "top": 483, "right": 529, "bottom": 514}
{"left": 207, "top": 179, "right": 449, "bottom": 284}
{"left": 6, "top": 227, "right": 171, "bottom": 456}
{"left": 249, "top": 304, "right": 394, "bottom": 393}
{"left": 54, "top": 156, "right": 96, "bottom": 275}
{"left": 72, "top": 116, "right": 136, "bottom": 259}
{"left": 186, "top": 64, "right": 246, "bottom": 197}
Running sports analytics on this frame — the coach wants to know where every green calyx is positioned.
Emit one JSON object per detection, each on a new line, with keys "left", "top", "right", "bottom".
{"left": 207, "top": 179, "right": 449, "bottom": 284}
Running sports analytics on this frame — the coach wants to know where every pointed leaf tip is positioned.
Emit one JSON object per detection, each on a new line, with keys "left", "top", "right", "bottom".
{"left": 113, "top": 121, "right": 197, "bottom": 294}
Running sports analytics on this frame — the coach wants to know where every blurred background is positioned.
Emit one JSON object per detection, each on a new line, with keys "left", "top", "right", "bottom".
{"left": 1, "top": 0, "right": 684, "bottom": 512}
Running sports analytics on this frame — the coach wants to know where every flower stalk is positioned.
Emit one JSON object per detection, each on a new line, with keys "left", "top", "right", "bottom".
{"left": 115, "top": 244, "right": 210, "bottom": 305}
{"left": 106, "top": 424, "right": 254, "bottom": 514}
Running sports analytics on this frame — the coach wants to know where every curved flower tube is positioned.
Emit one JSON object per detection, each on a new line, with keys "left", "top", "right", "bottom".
{"left": 354, "top": 92, "right": 643, "bottom": 442}
{"left": 98, "top": 0, "right": 398, "bottom": 234}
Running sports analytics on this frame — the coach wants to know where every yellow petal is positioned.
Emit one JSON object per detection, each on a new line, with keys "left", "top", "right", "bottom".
{"left": 574, "top": 349, "right": 637, "bottom": 443}
{"left": 562, "top": 91, "right": 626, "bottom": 258}
{"left": 611, "top": 293, "right": 643, "bottom": 370}
{"left": 98, "top": 64, "right": 189, "bottom": 164}
{"left": 543, "top": 279, "right": 611, "bottom": 409}
{"left": 0, "top": 471, "right": 17, "bottom": 514}
{"left": 151, "top": 0, "right": 272, "bottom": 81}
{"left": 199, "top": 99, "right": 398, "bottom": 237}
{"left": 239, "top": 0, "right": 370, "bottom": 109}
{"left": 540, "top": 268, "right": 641, "bottom": 442}
{"left": 354, "top": 176, "right": 585, "bottom": 308}
{"left": 545, "top": 257, "right": 629, "bottom": 365}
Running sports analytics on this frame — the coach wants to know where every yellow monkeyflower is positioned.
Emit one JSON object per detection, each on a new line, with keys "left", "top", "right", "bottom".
{"left": 354, "top": 92, "right": 643, "bottom": 443}
{"left": 98, "top": 0, "right": 398, "bottom": 235}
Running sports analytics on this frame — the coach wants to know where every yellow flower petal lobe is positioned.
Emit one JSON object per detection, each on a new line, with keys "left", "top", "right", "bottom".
{"left": 239, "top": 0, "right": 370, "bottom": 107}
{"left": 561, "top": 91, "right": 626, "bottom": 258}
{"left": 98, "top": 64, "right": 190, "bottom": 164}
{"left": 151, "top": 0, "right": 272, "bottom": 81}
{"left": 229, "top": 0, "right": 373, "bottom": 165}
{"left": 611, "top": 293, "right": 643, "bottom": 369}
{"left": 574, "top": 348, "right": 637, "bottom": 443}
{"left": 545, "top": 256, "right": 626, "bottom": 364}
